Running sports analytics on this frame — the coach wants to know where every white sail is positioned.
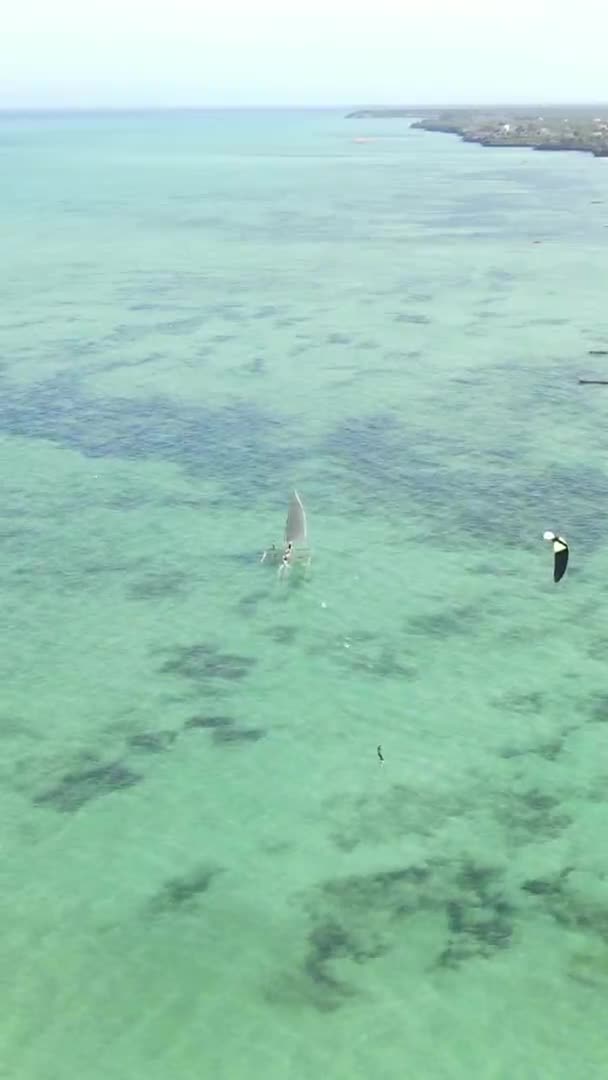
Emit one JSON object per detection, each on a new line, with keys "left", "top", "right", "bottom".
{"left": 285, "top": 490, "right": 307, "bottom": 545}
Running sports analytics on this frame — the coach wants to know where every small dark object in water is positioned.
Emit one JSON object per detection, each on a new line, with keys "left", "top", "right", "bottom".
{"left": 579, "top": 378, "right": 608, "bottom": 384}
{"left": 183, "top": 715, "right": 234, "bottom": 730}
{"left": 588, "top": 349, "right": 608, "bottom": 356}
{"left": 377, "top": 745, "right": 384, "bottom": 763}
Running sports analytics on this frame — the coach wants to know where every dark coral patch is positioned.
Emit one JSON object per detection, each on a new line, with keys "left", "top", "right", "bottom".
{"left": 0, "top": 370, "right": 305, "bottom": 500}
{"left": 34, "top": 761, "right": 141, "bottom": 812}
{"left": 183, "top": 715, "right": 234, "bottom": 731}
{"left": 497, "top": 788, "right": 571, "bottom": 843}
{"left": 236, "top": 589, "right": 268, "bottom": 617}
{"left": 587, "top": 692, "right": 608, "bottom": 722}
{"left": 491, "top": 690, "right": 546, "bottom": 714}
{"left": 160, "top": 643, "right": 255, "bottom": 682}
{"left": 127, "top": 730, "right": 177, "bottom": 753}
{"left": 148, "top": 864, "right": 222, "bottom": 913}
{"left": 264, "top": 625, "right": 298, "bottom": 644}
{"left": 127, "top": 572, "right": 187, "bottom": 600}
{"left": 212, "top": 727, "right": 266, "bottom": 745}
{"left": 393, "top": 313, "right": 431, "bottom": 325}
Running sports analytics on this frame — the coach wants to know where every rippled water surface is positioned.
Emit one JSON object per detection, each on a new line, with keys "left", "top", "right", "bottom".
{"left": 2, "top": 109, "right": 608, "bottom": 1078}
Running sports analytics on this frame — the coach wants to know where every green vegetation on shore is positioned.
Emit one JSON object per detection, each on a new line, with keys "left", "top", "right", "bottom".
{"left": 346, "top": 106, "right": 608, "bottom": 157}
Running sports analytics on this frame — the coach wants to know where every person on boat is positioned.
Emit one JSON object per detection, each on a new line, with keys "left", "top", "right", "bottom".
{"left": 278, "top": 541, "right": 293, "bottom": 576}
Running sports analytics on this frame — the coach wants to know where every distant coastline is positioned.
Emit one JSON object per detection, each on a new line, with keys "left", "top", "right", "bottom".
{"left": 346, "top": 107, "right": 608, "bottom": 157}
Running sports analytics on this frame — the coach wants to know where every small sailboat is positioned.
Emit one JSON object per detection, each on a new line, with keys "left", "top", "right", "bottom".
{"left": 285, "top": 490, "right": 307, "bottom": 546}
{"left": 261, "top": 490, "right": 311, "bottom": 573}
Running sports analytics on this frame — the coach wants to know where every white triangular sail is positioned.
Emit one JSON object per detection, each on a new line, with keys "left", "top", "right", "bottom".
{"left": 285, "top": 490, "right": 307, "bottom": 545}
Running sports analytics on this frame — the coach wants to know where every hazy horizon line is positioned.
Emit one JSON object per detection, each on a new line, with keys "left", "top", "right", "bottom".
{"left": 2, "top": 100, "right": 608, "bottom": 115}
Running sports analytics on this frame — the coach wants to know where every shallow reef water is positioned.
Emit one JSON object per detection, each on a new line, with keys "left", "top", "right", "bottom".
{"left": 2, "top": 108, "right": 608, "bottom": 1079}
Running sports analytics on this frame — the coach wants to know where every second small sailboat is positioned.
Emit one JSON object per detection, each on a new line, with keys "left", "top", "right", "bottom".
{"left": 261, "top": 490, "right": 311, "bottom": 574}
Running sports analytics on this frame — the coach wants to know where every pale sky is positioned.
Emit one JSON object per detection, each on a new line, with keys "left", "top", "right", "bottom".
{"left": 2, "top": 0, "right": 607, "bottom": 109}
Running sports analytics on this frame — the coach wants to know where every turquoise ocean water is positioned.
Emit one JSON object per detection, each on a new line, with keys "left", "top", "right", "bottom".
{"left": 2, "top": 108, "right": 608, "bottom": 1078}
